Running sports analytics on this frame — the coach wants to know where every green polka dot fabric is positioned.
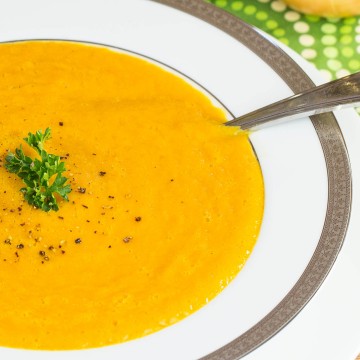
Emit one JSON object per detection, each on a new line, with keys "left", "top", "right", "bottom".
{"left": 209, "top": 0, "right": 360, "bottom": 113}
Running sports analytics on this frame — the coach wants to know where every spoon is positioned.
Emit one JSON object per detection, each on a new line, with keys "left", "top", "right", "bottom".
{"left": 226, "top": 71, "right": 360, "bottom": 130}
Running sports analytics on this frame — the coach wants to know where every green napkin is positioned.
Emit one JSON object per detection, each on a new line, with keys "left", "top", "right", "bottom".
{"left": 210, "top": 0, "right": 360, "bottom": 80}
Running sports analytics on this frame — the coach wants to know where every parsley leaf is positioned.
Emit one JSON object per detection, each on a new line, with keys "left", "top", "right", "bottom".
{"left": 5, "top": 128, "right": 71, "bottom": 212}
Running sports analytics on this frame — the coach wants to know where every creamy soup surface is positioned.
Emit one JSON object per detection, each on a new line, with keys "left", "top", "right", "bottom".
{"left": 0, "top": 41, "right": 264, "bottom": 350}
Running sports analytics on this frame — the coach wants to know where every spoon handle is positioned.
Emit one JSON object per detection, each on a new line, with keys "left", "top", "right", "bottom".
{"left": 226, "top": 72, "right": 360, "bottom": 130}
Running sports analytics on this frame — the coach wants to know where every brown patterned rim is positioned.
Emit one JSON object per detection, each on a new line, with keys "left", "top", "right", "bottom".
{"left": 152, "top": 0, "right": 352, "bottom": 359}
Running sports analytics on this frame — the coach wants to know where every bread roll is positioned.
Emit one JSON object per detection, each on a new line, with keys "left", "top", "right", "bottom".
{"left": 282, "top": 0, "right": 360, "bottom": 17}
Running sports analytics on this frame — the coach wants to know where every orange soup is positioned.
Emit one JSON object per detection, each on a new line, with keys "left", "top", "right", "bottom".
{"left": 0, "top": 41, "right": 264, "bottom": 350}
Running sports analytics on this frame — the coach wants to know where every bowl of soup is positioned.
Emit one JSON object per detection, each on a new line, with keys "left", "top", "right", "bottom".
{"left": 0, "top": 1, "right": 354, "bottom": 359}
{"left": 0, "top": 39, "right": 264, "bottom": 350}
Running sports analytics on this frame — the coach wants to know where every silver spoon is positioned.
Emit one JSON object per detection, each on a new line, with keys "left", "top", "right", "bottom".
{"left": 226, "top": 71, "right": 360, "bottom": 130}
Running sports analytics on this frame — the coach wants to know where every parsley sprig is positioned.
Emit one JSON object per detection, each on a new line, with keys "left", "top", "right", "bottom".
{"left": 5, "top": 128, "right": 71, "bottom": 212}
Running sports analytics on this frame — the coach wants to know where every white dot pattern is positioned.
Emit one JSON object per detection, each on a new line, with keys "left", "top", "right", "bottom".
{"left": 301, "top": 48, "right": 317, "bottom": 59}
{"left": 212, "top": 0, "right": 360, "bottom": 83}
{"left": 271, "top": 0, "right": 286, "bottom": 12}
{"left": 294, "top": 21, "right": 310, "bottom": 33}
{"left": 299, "top": 34, "right": 315, "bottom": 46}
{"left": 336, "top": 69, "right": 351, "bottom": 78}
{"left": 284, "top": 11, "right": 300, "bottom": 22}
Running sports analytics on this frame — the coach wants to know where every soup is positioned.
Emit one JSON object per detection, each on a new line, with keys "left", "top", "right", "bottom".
{"left": 0, "top": 41, "right": 264, "bottom": 350}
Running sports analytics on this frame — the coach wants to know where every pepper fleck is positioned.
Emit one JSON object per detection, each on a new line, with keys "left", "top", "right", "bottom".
{"left": 58, "top": 216, "right": 64, "bottom": 220}
{"left": 77, "top": 187, "right": 86, "bottom": 194}
{"left": 75, "top": 238, "right": 82, "bottom": 244}
{"left": 16, "top": 244, "right": 24, "bottom": 249}
{"left": 39, "top": 251, "right": 46, "bottom": 256}
{"left": 99, "top": 171, "right": 106, "bottom": 176}
{"left": 4, "top": 239, "right": 11, "bottom": 245}
{"left": 59, "top": 121, "right": 64, "bottom": 126}
{"left": 82, "top": 204, "right": 88, "bottom": 209}
{"left": 135, "top": 216, "right": 142, "bottom": 222}
{"left": 123, "top": 236, "right": 133, "bottom": 243}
